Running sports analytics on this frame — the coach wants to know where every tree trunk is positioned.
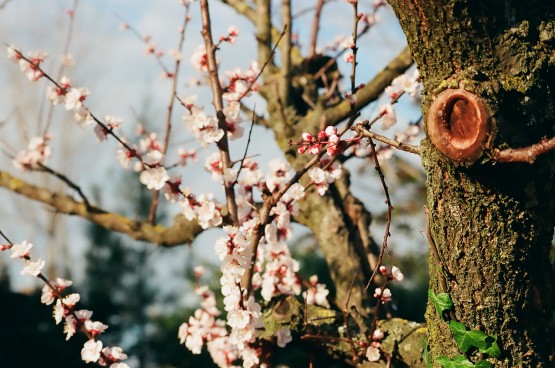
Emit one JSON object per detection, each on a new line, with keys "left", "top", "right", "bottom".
{"left": 388, "top": 0, "right": 555, "bottom": 366}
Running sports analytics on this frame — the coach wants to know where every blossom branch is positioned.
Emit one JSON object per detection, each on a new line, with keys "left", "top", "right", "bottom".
{"left": 148, "top": 4, "right": 191, "bottom": 224}
{"left": 117, "top": 14, "right": 172, "bottom": 76}
{"left": 493, "top": 136, "right": 555, "bottom": 164}
{"left": 336, "top": 0, "right": 363, "bottom": 137}
{"left": 7, "top": 47, "right": 148, "bottom": 165}
{"left": 200, "top": 0, "right": 239, "bottom": 225}
{"left": 0, "top": 230, "right": 129, "bottom": 366}
{"left": 243, "top": 152, "right": 325, "bottom": 294}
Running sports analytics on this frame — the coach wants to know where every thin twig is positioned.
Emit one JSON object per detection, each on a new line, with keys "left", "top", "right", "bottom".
{"left": 116, "top": 14, "right": 172, "bottom": 75}
{"left": 233, "top": 109, "right": 257, "bottom": 184}
{"left": 236, "top": 25, "right": 287, "bottom": 102}
{"left": 38, "top": 163, "right": 91, "bottom": 209}
{"left": 353, "top": 122, "right": 422, "bottom": 155}
{"left": 364, "top": 136, "right": 393, "bottom": 290}
{"left": 42, "top": 0, "right": 79, "bottom": 136}
{"left": 293, "top": 0, "right": 332, "bottom": 19}
{"left": 0, "top": 229, "right": 13, "bottom": 244}
{"left": 148, "top": 4, "right": 191, "bottom": 224}
{"left": 301, "top": 334, "right": 355, "bottom": 343}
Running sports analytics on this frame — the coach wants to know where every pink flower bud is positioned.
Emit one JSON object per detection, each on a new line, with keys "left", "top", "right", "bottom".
{"left": 325, "top": 126, "right": 338, "bottom": 137}
{"left": 302, "top": 132, "right": 314, "bottom": 141}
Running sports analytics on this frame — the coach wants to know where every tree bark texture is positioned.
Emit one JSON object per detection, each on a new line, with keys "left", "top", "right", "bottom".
{"left": 388, "top": 0, "right": 555, "bottom": 366}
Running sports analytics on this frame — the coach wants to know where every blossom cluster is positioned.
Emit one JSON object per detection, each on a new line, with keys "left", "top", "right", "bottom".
{"left": 373, "top": 265, "right": 404, "bottom": 304}
{"left": 297, "top": 126, "right": 343, "bottom": 156}
{"left": 1, "top": 241, "right": 129, "bottom": 367}
{"left": 12, "top": 135, "right": 53, "bottom": 170}
{"left": 219, "top": 26, "right": 239, "bottom": 45}
{"left": 307, "top": 157, "right": 343, "bottom": 196}
{"left": 365, "top": 327, "right": 385, "bottom": 362}
{"left": 176, "top": 155, "right": 337, "bottom": 366}
{"left": 178, "top": 284, "right": 237, "bottom": 366}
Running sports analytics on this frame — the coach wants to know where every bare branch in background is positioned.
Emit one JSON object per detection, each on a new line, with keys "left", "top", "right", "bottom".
{"left": 323, "top": 47, "right": 413, "bottom": 127}
{"left": 280, "top": 0, "right": 292, "bottom": 105}
{"left": 0, "top": 0, "right": 13, "bottom": 11}
{"left": 0, "top": 171, "right": 204, "bottom": 246}
{"left": 308, "top": 0, "right": 325, "bottom": 59}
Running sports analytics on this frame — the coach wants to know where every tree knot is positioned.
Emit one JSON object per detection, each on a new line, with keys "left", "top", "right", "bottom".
{"left": 427, "top": 88, "right": 491, "bottom": 163}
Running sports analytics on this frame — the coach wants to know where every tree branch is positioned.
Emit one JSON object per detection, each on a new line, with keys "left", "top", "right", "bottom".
{"left": 493, "top": 136, "right": 555, "bottom": 164}
{"left": 0, "top": 171, "right": 203, "bottom": 246}
{"left": 256, "top": 0, "right": 273, "bottom": 71}
{"left": 308, "top": 0, "right": 325, "bottom": 59}
{"left": 220, "top": 0, "right": 303, "bottom": 64}
{"left": 280, "top": 0, "right": 292, "bottom": 105}
{"left": 220, "top": 0, "right": 257, "bottom": 22}
{"left": 148, "top": 5, "right": 191, "bottom": 224}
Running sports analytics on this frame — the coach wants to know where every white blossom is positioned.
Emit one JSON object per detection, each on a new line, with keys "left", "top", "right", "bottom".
{"left": 276, "top": 327, "right": 292, "bottom": 347}
{"left": 366, "top": 345, "right": 381, "bottom": 362}
{"left": 81, "top": 340, "right": 103, "bottom": 363}
{"left": 139, "top": 166, "right": 169, "bottom": 190}
{"left": 21, "top": 258, "right": 45, "bottom": 277}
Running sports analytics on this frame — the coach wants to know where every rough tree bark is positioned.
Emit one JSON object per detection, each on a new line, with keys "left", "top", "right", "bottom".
{"left": 388, "top": 0, "right": 555, "bottom": 366}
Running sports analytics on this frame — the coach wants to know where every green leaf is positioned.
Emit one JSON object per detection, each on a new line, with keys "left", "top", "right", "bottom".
{"left": 475, "top": 361, "right": 493, "bottom": 368}
{"left": 481, "top": 335, "right": 501, "bottom": 358}
{"left": 429, "top": 289, "right": 454, "bottom": 320}
{"left": 436, "top": 355, "right": 474, "bottom": 367}
{"left": 449, "top": 321, "right": 491, "bottom": 352}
